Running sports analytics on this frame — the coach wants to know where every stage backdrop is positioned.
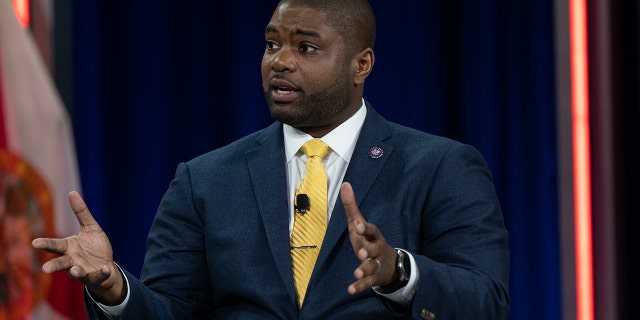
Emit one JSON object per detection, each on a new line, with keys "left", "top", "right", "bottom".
{"left": 62, "top": 1, "right": 560, "bottom": 319}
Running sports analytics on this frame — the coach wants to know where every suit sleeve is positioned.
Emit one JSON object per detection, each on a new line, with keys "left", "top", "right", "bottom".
{"left": 84, "top": 162, "right": 213, "bottom": 319}
{"left": 408, "top": 144, "right": 510, "bottom": 319}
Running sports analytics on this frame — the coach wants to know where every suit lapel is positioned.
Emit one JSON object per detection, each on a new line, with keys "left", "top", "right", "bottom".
{"left": 245, "top": 106, "right": 395, "bottom": 302}
{"left": 246, "top": 123, "right": 297, "bottom": 304}
{"left": 313, "top": 105, "right": 394, "bottom": 285}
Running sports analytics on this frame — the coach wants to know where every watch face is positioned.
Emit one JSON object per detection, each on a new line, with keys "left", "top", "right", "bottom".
{"left": 398, "top": 250, "right": 410, "bottom": 281}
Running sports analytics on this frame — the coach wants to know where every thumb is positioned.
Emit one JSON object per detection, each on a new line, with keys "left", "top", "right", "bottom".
{"left": 341, "top": 182, "right": 365, "bottom": 233}
{"left": 68, "top": 191, "right": 100, "bottom": 230}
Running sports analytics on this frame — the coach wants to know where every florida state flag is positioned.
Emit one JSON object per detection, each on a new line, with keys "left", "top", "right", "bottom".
{"left": 0, "top": 1, "right": 86, "bottom": 319}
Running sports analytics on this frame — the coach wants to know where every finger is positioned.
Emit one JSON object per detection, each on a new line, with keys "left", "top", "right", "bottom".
{"left": 360, "top": 221, "right": 382, "bottom": 241}
{"left": 41, "top": 254, "right": 74, "bottom": 274}
{"left": 357, "top": 247, "right": 371, "bottom": 261}
{"left": 32, "top": 237, "right": 68, "bottom": 254}
{"left": 354, "top": 256, "right": 382, "bottom": 278}
{"left": 342, "top": 182, "right": 368, "bottom": 257}
{"left": 68, "top": 191, "right": 100, "bottom": 229}
{"left": 71, "top": 264, "right": 111, "bottom": 285}
{"left": 355, "top": 228, "right": 385, "bottom": 261}
{"left": 68, "top": 265, "right": 85, "bottom": 280}
{"left": 340, "top": 182, "right": 366, "bottom": 231}
{"left": 348, "top": 274, "right": 378, "bottom": 295}
{"left": 349, "top": 257, "right": 387, "bottom": 295}
{"left": 361, "top": 257, "right": 382, "bottom": 277}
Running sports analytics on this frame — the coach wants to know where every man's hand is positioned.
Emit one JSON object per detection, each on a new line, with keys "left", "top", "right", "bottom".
{"left": 31, "top": 191, "right": 126, "bottom": 305}
{"left": 341, "top": 182, "right": 398, "bottom": 295}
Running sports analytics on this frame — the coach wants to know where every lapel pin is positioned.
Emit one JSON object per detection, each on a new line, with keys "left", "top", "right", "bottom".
{"left": 368, "top": 147, "right": 383, "bottom": 159}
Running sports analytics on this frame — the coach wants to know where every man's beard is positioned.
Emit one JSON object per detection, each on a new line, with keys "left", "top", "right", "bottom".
{"left": 265, "top": 68, "right": 352, "bottom": 129}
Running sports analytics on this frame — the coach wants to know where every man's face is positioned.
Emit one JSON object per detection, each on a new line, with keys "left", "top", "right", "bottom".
{"left": 261, "top": 4, "right": 355, "bottom": 135}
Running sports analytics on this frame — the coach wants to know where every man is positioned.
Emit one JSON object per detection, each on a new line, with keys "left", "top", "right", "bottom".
{"left": 32, "top": 0, "right": 510, "bottom": 319}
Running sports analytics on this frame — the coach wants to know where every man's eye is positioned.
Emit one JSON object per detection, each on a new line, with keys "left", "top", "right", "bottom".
{"left": 266, "top": 40, "right": 280, "bottom": 50}
{"left": 299, "top": 44, "right": 317, "bottom": 53}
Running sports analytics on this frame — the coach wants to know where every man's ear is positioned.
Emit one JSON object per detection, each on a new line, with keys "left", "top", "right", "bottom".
{"left": 353, "top": 48, "right": 374, "bottom": 86}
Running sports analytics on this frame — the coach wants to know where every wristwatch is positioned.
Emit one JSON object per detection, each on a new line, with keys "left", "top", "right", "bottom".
{"left": 396, "top": 249, "right": 411, "bottom": 283}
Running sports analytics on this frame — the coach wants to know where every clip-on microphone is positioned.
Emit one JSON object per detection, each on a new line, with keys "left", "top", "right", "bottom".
{"left": 295, "top": 194, "right": 310, "bottom": 214}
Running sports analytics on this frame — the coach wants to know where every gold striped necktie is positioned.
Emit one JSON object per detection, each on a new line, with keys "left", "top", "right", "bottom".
{"left": 291, "top": 138, "right": 330, "bottom": 308}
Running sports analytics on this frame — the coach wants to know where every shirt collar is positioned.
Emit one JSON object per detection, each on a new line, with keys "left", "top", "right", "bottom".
{"left": 284, "top": 99, "right": 367, "bottom": 163}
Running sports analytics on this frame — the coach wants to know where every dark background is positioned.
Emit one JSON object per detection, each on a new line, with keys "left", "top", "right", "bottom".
{"left": 49, "top": 1, "right": 639, "bottom": 319}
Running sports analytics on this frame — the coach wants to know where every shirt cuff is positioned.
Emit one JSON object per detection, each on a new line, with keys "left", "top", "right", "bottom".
{"left": 372, "top": 248, "right": 420, "bottom": 304}
{"left": 84, "top": 263, "right": 131, "bottom": 318}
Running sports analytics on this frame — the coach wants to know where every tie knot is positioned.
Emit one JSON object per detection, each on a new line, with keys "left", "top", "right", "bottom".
{"left": 301, "top": 139, "right": 330, "bottom": 159}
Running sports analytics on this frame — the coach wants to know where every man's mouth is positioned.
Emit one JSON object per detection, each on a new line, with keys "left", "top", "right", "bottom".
{"left": 269, "top": 78, "right": 301, "bottom": 103}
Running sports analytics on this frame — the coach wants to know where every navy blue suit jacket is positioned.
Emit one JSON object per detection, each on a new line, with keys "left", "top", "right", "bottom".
{"left": 86, "top": 104, "right": 509, "bottom": 319}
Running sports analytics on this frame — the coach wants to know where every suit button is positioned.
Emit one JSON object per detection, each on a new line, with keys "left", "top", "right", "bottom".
{"left": 420, "top": 309, "right": 435, "bottom": 320}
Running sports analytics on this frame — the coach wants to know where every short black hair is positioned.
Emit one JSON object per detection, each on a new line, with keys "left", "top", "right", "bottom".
{"left": 278, "top": 0, "right": 376, "bottom": 55}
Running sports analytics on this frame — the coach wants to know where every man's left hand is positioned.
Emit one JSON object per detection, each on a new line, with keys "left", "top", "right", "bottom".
{"left": 341, "top": 182, "right": 399, "bottom": 295}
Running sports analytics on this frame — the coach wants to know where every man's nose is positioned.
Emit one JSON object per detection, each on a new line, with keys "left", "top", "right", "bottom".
{"left": 271, "top": 47, "right": 296, "bottom": 72}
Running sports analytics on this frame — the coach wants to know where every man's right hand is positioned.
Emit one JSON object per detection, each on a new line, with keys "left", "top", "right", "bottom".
{"left": 31, "top": 191, "right": 126, "bottom": 305}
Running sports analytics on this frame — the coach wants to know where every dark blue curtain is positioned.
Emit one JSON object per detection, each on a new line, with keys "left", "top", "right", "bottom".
{"left": 67, "top": 1, "right": 560, "bottom": 319}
